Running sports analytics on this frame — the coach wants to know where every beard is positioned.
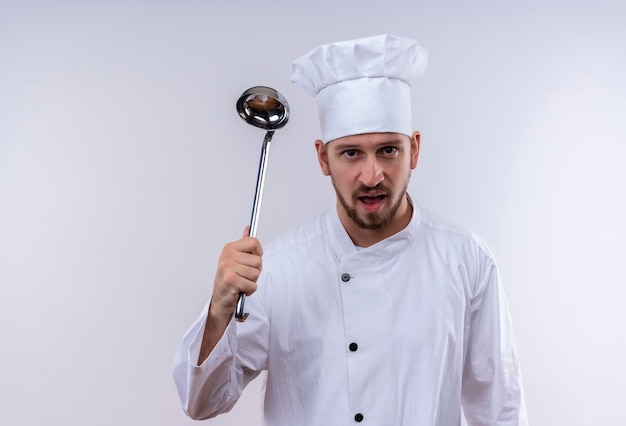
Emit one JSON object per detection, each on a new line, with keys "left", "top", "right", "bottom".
{"left": 332, "top": 177, "right": 410, "bottom": 231}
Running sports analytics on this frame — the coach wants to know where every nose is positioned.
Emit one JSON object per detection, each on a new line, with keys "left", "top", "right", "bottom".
{"left": 359, "top": 156, "right": 384, "bottom": 188}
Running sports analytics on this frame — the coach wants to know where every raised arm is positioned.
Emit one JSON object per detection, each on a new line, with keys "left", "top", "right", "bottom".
{"left": 173, "top": 227, "right": 266, "bottom": 420}
{"left": 198, "top": 227, "right": 263, "bottom": 364}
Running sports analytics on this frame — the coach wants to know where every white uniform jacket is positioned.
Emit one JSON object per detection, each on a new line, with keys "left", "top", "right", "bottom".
{"left": 173, "top": 205, "right": 528, "bottom": 425}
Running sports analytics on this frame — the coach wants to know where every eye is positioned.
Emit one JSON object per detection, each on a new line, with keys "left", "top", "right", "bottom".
{"left": 343, "top": 149, "right": 359, "bottom": 158}
{"left": 380, "top": 146, "right": 398, "bottom": 156}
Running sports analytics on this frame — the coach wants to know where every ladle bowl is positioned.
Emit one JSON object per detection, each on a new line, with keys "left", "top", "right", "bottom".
{"left": 236, "top": 86, "right": 289, "bottom": 131}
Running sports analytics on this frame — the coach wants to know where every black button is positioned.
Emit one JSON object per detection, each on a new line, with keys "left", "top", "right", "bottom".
{"left": 355, "top": 413, "right": 364, "bottom": 422}
{"left": 341, "top": 273, "right": 351, "bottom": 282}
{"left": 349, "top": 342, "right": 358, "bottom": 352}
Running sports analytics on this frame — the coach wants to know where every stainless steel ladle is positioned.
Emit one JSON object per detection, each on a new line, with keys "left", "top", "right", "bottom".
{"left": 234, "top": 86, "right": 289, "bottom": 322}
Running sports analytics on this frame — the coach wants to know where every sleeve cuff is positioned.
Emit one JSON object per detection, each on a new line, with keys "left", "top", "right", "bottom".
{"left": 188, "top": 315, "right": 238, "bottom": 373}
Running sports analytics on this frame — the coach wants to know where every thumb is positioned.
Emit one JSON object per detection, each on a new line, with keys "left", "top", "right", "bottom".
{"left": 242, "top": 226, "right": 251, "bottom": 238}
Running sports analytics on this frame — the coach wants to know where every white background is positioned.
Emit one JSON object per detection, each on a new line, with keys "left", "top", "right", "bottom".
{"left": 1, "top": 1, "right": 625, "bottom": 425}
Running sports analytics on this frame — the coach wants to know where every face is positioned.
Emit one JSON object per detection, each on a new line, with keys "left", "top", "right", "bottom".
{"left": 315, "top": 132, "right": 420, "bottom": 240}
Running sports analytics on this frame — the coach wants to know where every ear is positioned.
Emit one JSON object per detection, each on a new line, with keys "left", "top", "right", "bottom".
{"left": 410, "top": 131, "right": 421, "bottom": 169}
{"left": 315, "top": 139, "right": 330, "bottom": 176}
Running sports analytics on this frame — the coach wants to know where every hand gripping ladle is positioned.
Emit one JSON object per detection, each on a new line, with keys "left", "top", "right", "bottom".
{"left": 234, "top": 86, "right": 289, "bottom": 322}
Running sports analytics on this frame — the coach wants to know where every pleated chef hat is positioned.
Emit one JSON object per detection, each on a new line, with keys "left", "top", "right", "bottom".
{"left": 290, "top": 34, "right": 428, "bottom": 143}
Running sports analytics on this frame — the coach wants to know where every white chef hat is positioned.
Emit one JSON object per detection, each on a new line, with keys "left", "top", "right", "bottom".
{"left": 290, "top": 34, "right": 428, "bottom": 143}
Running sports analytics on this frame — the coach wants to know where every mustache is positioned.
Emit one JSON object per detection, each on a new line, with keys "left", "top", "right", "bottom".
{"left": 353, "top": 183, "right": 391, "bottom": 196}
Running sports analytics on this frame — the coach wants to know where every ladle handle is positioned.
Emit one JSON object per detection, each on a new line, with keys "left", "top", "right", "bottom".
{"left": 235, "top": 130, "right": 274, "bottom": 322}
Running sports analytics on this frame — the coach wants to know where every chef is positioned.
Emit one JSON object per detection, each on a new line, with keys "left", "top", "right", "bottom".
{"left": 173, "top": 34, "right": 528, "bottom": 425}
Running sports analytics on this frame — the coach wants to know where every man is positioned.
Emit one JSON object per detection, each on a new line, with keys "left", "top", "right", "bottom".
{"left": 173, "top": 34, "right": 528, "bottom": 425}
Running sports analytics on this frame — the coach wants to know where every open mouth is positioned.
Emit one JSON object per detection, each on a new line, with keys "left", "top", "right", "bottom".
{"left": 358, "top": 194, "right": 387, "bottom": 211}
{"left": 359, "top": 195, "right": 385, "bottom": 204}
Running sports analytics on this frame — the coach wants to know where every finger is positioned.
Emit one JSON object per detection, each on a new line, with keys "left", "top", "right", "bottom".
{"left": 233, "top": 261, "right": 262, "bottom": 283}
{"left": 242, "top": 226, "right": 264, "bottom": 256}
{"left": 217, "top": 251, "right": 262, "bottom": 285}
{"left": 234, "top": 275, "right": 259, "bottom": 297}
{"left": 229, "top": 249, "right": 262, "bottom": 269}
{"left": 227, "top": 233, "right": 263, "bottom": 257}
{"left": 217, "top": 265, "right": 259, "bottom": 296}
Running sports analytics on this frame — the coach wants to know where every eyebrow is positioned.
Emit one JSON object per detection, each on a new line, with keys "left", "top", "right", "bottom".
{"left": 331, "top": 138, "right": 405, "bottom": 152}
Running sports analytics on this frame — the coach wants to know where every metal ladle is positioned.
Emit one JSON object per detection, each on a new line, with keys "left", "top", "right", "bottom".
{"left": 234, "top": 86, "right": 289, "bottom": 322}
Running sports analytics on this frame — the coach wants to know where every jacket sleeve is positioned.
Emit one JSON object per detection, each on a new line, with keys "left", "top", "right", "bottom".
{"left": 172, "top": 296, "right": 269, "bottom": 420}
{"left": 461, "top": 247, "right": 529, "bottom": 426}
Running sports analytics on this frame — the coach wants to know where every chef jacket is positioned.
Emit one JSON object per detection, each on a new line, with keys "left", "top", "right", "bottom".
{"left": 173, "top": 203, "right": 528, "bottom": 425}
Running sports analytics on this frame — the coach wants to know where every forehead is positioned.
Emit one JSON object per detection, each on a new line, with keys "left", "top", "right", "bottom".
{"left": 327, "top": 132, "right": 409, "bottom": 150}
